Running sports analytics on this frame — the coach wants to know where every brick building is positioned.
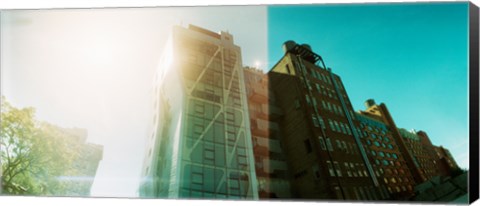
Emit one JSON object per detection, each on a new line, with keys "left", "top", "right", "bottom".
{"left": 244, "top": 67, "right": 291, "bottom": 198}
{"left": 267, "top": 41, "right": 382, "bottom": 200}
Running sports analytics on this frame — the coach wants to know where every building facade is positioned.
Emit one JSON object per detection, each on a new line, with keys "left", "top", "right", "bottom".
{"left": 268, "top": 41, "right": 382, "bottom": 200}
{"left": 357, "top": 101, "right": 416, "bottom": 199}
{"left": 243, "top": 67, "right": 291, "bottom": 198}
{"left": 139, "top": 28, "right": 463, "bottom": 201}
{"left": 139, "top": 25, "right": 258, "bottom": 199}
{"left": 434, "top": 146, "right": 460, "bottom": 177}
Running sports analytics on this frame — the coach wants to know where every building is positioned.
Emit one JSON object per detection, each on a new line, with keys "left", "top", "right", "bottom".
{"left": 267, "top": 41, "right": 382, "bottom": 200}
{"left": 139, "top": 31, "right": 463, "bottom": 201}
{"left": 243, "top": 67, "right": 291, "bottom": 198}
{"left": 139, "top": 25, "right": 258, "bottom": 199}
{"left": 357, "top": 101, "right": 417, "bottom": 199}
{"left": 53, "top": 126, "right": 103, "bottom": 196}
{"left": 434, "top": 146, "right": 460, "bottom": 177}
{"left": 358, "top": 99, "right": 463, "bottom": 192}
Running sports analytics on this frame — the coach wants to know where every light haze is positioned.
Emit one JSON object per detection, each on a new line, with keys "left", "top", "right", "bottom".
{"left": 1, "top": 6, "right": 267, "bottom": 197}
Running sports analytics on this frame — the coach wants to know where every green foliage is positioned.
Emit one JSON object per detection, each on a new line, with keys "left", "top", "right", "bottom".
{"left": 1, "top": 96, "right": 84, "bottom": 195}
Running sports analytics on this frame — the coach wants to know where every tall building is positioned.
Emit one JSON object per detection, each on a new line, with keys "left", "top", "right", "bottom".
{"left": 139, "top": 25, "right": 258, "bottom": 199}
{"left": 243, "top": 67, "right": 291, "bottom": 198}
{"left": 268, "top": 41, "right": 382, "bottom": 200}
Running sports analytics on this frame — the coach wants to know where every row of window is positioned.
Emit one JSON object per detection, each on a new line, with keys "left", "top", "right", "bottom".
{"left": 369, "top": 133, "right": 391, "bottom": 143}
{"left": 371, "top": 150, "right": 398, "bottom": 159}
{"left": 309, "top": 68, "right": 332, "bottom": 85}
{"left": 318, "top": 136, "right": 359, "bottom": 156}
{"left": 387, "top": 185, "right": 412, "bottom": 193}
{"left": 326, "top": 161, "right": 369, "bottom": 178}
{"left": 312, "top": 83, "right": 338, "bottom": 101}
{"left": 373, "top": 158, "right": 401, "bottom": 167}
{"left": 365, "top": 140, "right": 394, "bottom": 149}
{"left": 383, "top": 177, "right": 408, "bottom": 184}
{"left": 359, "top": 123, "right": 388, "bottom": 135}
{"left": 328, "top": 119, "right": 352, "bottom": 135}
{"left": 335, "top": 139, "right": 359, "bottom": 155}
{"left": 321, "top": 100, "right": 344, "bottom": 117}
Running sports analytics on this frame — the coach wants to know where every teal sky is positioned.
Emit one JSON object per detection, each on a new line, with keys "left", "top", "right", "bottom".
{"left": 267, "top": 2, "right": 469, "bottom": 169}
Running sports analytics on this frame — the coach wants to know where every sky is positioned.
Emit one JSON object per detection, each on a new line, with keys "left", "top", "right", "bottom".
{"left": 1, "top": 6, "right": 267, "bottom": 197}
{"left": 267, "top": 2, "right": 470, "bottom": 169}
{"left": 0, "top": 1, "right": 472, "bottom": 199}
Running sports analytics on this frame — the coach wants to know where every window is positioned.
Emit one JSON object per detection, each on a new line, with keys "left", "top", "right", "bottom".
{"left": 318, "top": 116, "right": 326, "bottom": 129}
{"left": 342, "top": 141, "right": 348, "bottom": 153}
{"left": 332, "top": 105, "right": 338, "bottom": 114}
{"left": 350, "top": 163, "right": 357, "bottom": 177}
{"left": 194, "top": 103, "right": 205, "bottom": 114}
{"left": 327, "top": 161, "right": 335, "bottom": 176}
{"left": 312, "top": 115, "right": 319, "bottom": 127}
{"left": 192, "top": 173, "right": 203, "bottom": 184}
{"left": 371, "top": 150, "right": 376, "bottom": 156}
{"left": 286, "top": 64, "right": 291, "bottom": 74}
{"left": 334, "top": 121, "right": 341, "bottom": 132}
{"left": 382, "top": 160, "right": 389, "bottom": 166}
{"left": 379, "top": 151, "right": 385, "bottom": 157}
{"left": 194, "top": 124, "right": 204, "bottom": 135}
{"left": 334, "top": 161, "right": 342, "bottom": 176}
{"left": 340, "top": 123, "right": 346, "bottom": 134}
{"left": 374, "top": 141, "right": 380, "bottom": 147}
{"left": 346, "top": 125, "right": 352, "bottom": 135}
{"left": 345, "top": 163, "right": 352, "bottom": 177}
{"left": 392, "top": 153, "right": 398, "bottom": 159}
{"left": 336, "top": 140, "right": 342, "bottom": 150}
{"left": 305, "top": 95, "right": 311, "bottom": 105}
{"left": 326, "top": 138, "right": 333, "bottom": 151}
{"left": 319, "top": 136, "right": 327, "bottom": 150}
{"left": 350, "top": 143, "right": 356, "bottom": 154}
{"left": 329, "top": 120, "right": 336, "bottom": 132}
{"left": 356, "top": 163, "right": 362, "bottom": 177}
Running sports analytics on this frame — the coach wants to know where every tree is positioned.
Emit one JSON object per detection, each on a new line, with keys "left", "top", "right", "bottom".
{"left": 1, "top": 96, "right": 40, "bottom": 194}
{"left": 1, "top": 96, "right": 84, "bottom": 195}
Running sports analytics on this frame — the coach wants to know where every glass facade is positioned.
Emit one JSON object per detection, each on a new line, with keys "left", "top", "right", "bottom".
{"left": 140, "top": 25, "right": 258, "bottom": 199}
